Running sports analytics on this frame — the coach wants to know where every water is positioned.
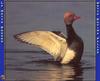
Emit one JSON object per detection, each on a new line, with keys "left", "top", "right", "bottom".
{"left": 5, "top": 1, "right": 95, "bottom": 81}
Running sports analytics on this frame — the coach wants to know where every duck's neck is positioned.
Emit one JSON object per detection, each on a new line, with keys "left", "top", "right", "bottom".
{"left": 66, "top": 24, "right": 78, "bottom": 41}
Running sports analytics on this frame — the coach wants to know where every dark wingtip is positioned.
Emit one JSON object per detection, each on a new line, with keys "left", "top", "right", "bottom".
{"left": 13, "top": 31, "right": 29, "bottom": 42}
{"left": 13, "top": 34, "right": 22, "bottom": 43}
{"left": 13, "top": 32, "right": 34, "bottom": 46}
{"left": 13, "top": 33, "right": 26, "bottom": 45}
{"left": 13, "top": 34, "right": 18, "bottom": 40}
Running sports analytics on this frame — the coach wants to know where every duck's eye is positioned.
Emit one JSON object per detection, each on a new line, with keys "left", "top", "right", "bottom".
{"left": 69, "top": 15, "right": 74, "bottom": 18}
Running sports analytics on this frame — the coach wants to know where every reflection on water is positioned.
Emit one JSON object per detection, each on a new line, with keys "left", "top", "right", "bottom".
{"left": 5, "top": 50, "right": 95, "bottom": 81}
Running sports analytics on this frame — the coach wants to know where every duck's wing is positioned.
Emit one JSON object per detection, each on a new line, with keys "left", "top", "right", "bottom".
{"left": 14, "top": 31, "right": 68, "bottom": 60}
{"left": 51, "top": 31, "right": 66, "bottom": 39}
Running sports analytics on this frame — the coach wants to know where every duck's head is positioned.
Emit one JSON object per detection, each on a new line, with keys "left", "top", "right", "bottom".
{"left": 64, "top": 11, "right": 80, "bottom": 25}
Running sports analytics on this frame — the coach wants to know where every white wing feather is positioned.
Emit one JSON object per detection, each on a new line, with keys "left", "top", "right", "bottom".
{"left": 15, "top": 31, "right": 68, "bottom": 60}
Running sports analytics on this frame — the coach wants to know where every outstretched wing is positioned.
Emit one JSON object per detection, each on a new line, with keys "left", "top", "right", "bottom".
{"left": 14, "top": 31, "right": 68, "bottom": 60}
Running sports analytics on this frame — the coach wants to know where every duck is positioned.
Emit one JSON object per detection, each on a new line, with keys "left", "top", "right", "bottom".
{"left": 14, "top": 11, "right": 84, "bottom": 64}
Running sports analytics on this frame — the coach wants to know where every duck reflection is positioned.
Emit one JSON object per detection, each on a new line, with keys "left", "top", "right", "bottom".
{"left": 30, "top": 60, "right": 83, "bottom": 81}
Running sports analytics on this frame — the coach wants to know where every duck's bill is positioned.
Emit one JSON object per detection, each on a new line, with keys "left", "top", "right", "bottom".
{"left": 74, "top": 16, "right": 80, "bottom": 20}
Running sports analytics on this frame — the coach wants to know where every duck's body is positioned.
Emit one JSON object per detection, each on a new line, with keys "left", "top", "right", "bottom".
{"left": 14, "top": 11, "right": 84, "bottom": 64}
{"left": 64, "top": 24, "right": 84, "bottom": 64}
